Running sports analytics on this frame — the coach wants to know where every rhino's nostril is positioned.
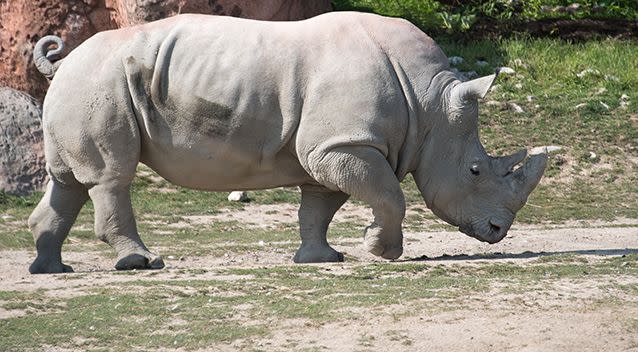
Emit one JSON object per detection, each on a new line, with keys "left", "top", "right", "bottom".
{"left": 489, "top": 221, "right": 502, "bottom": 234}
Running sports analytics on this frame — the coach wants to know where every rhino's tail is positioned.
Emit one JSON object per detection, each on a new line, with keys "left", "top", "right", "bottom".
{"left": 33, "top": 35, "right": 65, "bottom": 79}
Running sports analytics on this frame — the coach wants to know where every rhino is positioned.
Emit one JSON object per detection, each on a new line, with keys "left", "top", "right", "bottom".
{"left": 28, "top": 12, "right": 547, "bottom": 274}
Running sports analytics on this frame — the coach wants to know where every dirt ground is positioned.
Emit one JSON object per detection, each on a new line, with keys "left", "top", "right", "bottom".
{"left": 1, "top": 204, "right": 638, "bottom": 351}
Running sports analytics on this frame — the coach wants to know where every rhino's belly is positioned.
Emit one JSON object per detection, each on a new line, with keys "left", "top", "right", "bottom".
{"left": 139, "top": 139, "right": 312, "bottom": 191}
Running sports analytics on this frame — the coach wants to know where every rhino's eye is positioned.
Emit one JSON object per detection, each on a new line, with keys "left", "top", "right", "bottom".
{"left": 470, "top": 164, "right": 480, "bottom": 176}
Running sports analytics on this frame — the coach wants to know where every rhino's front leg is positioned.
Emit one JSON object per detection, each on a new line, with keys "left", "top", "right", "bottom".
{"left": 294, "top": 185, "right": 349, "bottom": 263}
{"left": 309, "top": 146, "right": 405, "bottom": 260}
{"left": 88, "top": 184, "right": 164, "bottom": 270}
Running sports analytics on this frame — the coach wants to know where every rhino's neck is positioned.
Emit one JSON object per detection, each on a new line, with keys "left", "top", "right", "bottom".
{"left": 409, "top": 70, "right": 460, "bottom": 207}
{"left": 392, "top": 66, "right": 456, "bottom": 180}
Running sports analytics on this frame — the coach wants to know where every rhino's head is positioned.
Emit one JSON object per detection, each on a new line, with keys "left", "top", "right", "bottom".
{"left": 413, "top": 71, "right": 547, "bottom": 244}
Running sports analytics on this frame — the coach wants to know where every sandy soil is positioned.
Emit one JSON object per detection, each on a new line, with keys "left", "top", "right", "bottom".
{"left": 1, "top": 203, "right": 637, "bottom": 351}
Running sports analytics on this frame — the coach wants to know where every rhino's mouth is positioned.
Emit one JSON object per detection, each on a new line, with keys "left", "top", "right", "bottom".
{"left": 459, "top": 219, "right": 508, "bottom": 244}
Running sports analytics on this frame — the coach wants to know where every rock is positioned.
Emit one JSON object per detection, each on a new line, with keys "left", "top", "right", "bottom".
{"left": 507, "top": 102, "right": 524, "bottom": 113}
{"left": 0, "top": 87, "right": 47, "bottom": 195}
{"left": 0, "top": 0, "right": 331, "bottom": 101}
{"left": 462, "top": 71, "right": 478, "bottom": 80}
{"left": 0, "top": 0, "right": 116, "bottom": 101}
{"left": 498, "top": 67, "right": 515, "bottom": 75}
{"left": 512, "top": 59, "right": 527, "bottom": 68}
{"left": 113, "top": 0, "right": 331, "bottom": 27}
{"left": 589, "top": 151, "right": 597, "bottom": 160}
{"left": 475, "top": 60, "right": 489, "bottom": 67}
{"left": 448, "top": 56, "right": 464, "bottom": 65}
{"left": 227, "top": 191, "right": 249, "bottom": 202}
{"left": 530, "top": 146, "right": 562, "bottom": 155}
{"left": 526, "top": 95, "right": 534, "bottom": 102}
{"left": 604, "top": 74, "right": 620, "bottom": 82}
{"left": 576, "top": 68, "right": 601, "bottom": 78}
{"left": 566, "top": 3, "right": 581, "bottom": 14}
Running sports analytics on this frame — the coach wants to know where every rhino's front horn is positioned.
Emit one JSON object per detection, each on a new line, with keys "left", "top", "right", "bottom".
{"left": 494, "top": 149, "right": 527, "bottom": 176}
{"left": 511, "top": 153, "right": 548, "bottom": 200}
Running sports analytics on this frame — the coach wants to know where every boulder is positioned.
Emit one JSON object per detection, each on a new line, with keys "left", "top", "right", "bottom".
{"left": 0, "top": 0, "right": 332, "bottom": 102}
{"left": 112, "top": 0, "right": 331, "bottom": 26}
{"left": 0, "top": 87, "right": 47, "bottom": 196}
{"left": 0, "top": 0, "right": 118, "bottom": 101}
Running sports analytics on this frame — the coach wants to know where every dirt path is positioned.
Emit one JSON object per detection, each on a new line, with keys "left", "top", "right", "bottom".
{"left": 1, "top": 204, "right": 637, "bottom": 351}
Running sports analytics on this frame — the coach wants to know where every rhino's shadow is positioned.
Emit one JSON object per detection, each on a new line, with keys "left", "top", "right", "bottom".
{"left": 402, "top": 248, "right": 638, "bottom": 262}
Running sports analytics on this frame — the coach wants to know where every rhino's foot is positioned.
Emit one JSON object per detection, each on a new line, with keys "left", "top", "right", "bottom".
{"left": 364, "top": 225, "right": 403, "bottom": 260}
{"left": 115, "top": 253, "right": 165, "bottom": 271}
{"left": 29, "top": 256, "right": 74, "bottom": 274}
{"left": 293, "top": 244, "right": 344, "bottom": 263}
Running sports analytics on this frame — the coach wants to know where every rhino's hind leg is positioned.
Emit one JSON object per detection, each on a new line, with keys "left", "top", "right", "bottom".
{"left": 89, "top": 184, "right": 164, "bottom": 271}
{"left": 309, "top": 146, "right": 405, "bottom": 260}
{"left": 293, "top": 185, "right": 349, "bottom": 263}
{"left": 28, "top": 178, "right": 88, "bottom": 274}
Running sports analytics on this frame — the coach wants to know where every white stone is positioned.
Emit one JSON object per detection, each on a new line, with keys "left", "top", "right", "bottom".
{"left": 448, "top": 56, "right": 464, "bottom": 65}
{"left": 526, "top": 95, "right": 534, "bottom": 102}
{"left": 599, "top": 101, "right": 610, "bottom": 110}
{"left": 604, "top": 74, "right": 619, "bottom": 82}
{"left": 589, "top": 151, "right": 597, "bottom": 160}
{"left": 227, "top": 191, "right": 249, "bottom": 202}
{"left": 513, "top": 59, "right": 527, "bottom": 68}
{"left": 464, "top": 71, "right": 478, "bottom": 79}
{"left": 576, "top": 68, "right": 600, "bottom": 78}
{"left": 499, "top": 67, "right": 515, "bottom": 75}
{"left": 508, "top": 102, "right": 524, "bottom": 113}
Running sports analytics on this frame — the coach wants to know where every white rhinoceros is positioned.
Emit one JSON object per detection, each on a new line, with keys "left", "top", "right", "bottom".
{"left": 29, "top": 12, "right": 547, "bottom": 273}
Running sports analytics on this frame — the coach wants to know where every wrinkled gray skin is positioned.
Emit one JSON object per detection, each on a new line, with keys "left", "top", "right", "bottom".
{"left": 29, "top": 12, "right": 547, "bottom": 274}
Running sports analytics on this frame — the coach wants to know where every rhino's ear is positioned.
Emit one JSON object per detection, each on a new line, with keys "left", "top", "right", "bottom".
{"left": 450, "top": 70, "right": 499, "bottom": 107}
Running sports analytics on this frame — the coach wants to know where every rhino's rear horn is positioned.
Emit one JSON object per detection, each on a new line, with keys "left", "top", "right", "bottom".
{"left": 451, "top": 71, "right": 500, "bottom": 105}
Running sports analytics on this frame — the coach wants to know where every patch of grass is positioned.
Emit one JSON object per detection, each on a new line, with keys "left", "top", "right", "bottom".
{"left": 0, "top": 290, "right": 267, "bottom": 351}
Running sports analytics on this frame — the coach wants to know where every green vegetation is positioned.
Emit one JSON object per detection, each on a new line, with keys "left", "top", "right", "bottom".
{"left": 333, "top": 0, "right": 638, "bottom": 34}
